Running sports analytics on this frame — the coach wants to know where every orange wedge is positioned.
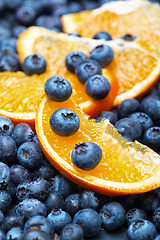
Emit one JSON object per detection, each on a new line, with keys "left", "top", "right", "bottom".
{"left": 61, "top": 0, "right": 160, "bottom": 54}
{"left": 18, "top": 27, "right": 160, "bottom": 107}
{"left": 36, "top": 94, "right": 160, "bottom": 195}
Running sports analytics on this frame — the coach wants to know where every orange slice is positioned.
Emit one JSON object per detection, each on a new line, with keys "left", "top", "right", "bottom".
{"left": 36, "top": 94, "right": 160, "bottom": 195}
{"left": 18, "top": 27, "right": 160, "bottom": 107}
{"left": 61, "top": 0, "right": 160, "bottom": 53}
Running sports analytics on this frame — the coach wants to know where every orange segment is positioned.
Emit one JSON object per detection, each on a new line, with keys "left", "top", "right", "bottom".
{"left": 61, "top": 0, "right": 160, "bottom": 53}
{"left": 36, "top": 94, "right": 160, "bottom": 195}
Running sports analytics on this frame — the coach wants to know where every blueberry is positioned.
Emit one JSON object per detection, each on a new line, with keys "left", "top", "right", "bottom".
{"left": 127, "top": 219, "right": 157, "bottom": 240}
{"left": 53, "top": 5, "right": 70, "bottom": 16}
{"left": 89, "top": 44, "right": 114, "bottom": 67}
{"left": 73, "top": 208, "right": 101, "bottom": 238}
{"left": 117, "top": 99, "right": 140, "bottom": 119}
{"left": 10, "top": 165, "right": 31, "bottom": 186}
{"left": 138, "top": 191, "right": 157, "bottom": 216}
{"left": 0, "top": 230, "right": 5, "bottom": 240}
{"left": 47, "top": 209, "right": 72, "bottom": 234}
{"left": 152, "top": 207, "right": 160, "bottom": 232}
{"left": 69, "top": 2, "right": 83, "bottom": 13}
{"left": 126, "top": 208, "right": 147, "bottom": 226}
{"left": 152, "top": 197, "right": 160, "bottom": 213}
{"left": 12, "top": 25, "right": 27, "bottom": 38}
{"left": 0, "top": 210, "right": 4, "bottom": 226}
{"left": 93, "top": 31, "right": 112, "bottom": 41}
{"left": 75, "top": 59, "right": 102, "bottom": 84}
{"left": 96, "top": 111, "right": 117, "bottom": 125}
{"left": 140, "top": 97, "right": 160, "bottom": 121}
{"left": 22, "top": 54, "right": 46, "bottom": 76}
{"left": 65, "top": 51, "right": 87, "bottom": 73}
{"left": 1, "top": 215, "right": 24, "bottom": 233}
{"left": 0, "top": 116, "right": 14, "bottom": 136}
{"left": 120, "top": 34, "right": 136, "bottom": 41}
{"left": 129, "top": 112, "right": 153, "bottom": 132}
{"left": 22, "top": 229, "right": 52, "bottom": 240}
{"left": 68, "top": 32, "right": 81, "bottom": 37}
{"left": 5, "top": 0, "right": 22, "bottom": 10}
{"left": 6, "top": 227, "right": 23, "bottom": 240}
{"left": 35, "top": 15, "right": 62, "bottom": 30}
{"left": 0, "top": 54, "right": 20, "bottom": 72}
{"left": 0, "top": 26, "right": 12, "bottom": 42}
{"left": 1, "top": 38, "right": 17, "bottom": 55}
{"left": 143, "top": 127, "right": 160, "bottom": 152}
{"left": 16, "top": 198, "right": 47, "bottom": 219}
{"left": 16, "top": 6, "right": 37, "bottom": 26}
{"left": 83, "top": 1, "right": 100, "bottom": 10}
{"left": 115, "top": 118, "right": 142, "bottom": 141}
{"left": 0, "top": 190, "right": 12, "bottom": 213}
{"left": 60, "top": 223, "right": 84, "bottom": 240}
{"left": 0, "top": 135, "right": 17, "bottom": 165}
{"left": 16, "top": 181, "right": 30, "bottom": 201}
{"left": 0, "top": 0, "right": 5, "bottom": 12}
{"left": 71, "top": 142, "right": 102, "bottom": 170}
{"left": 65, "top": 193, "right": 80, "bottom": 217}
{"left": 24, "top": 215, "right": 53, "bottom": 236}
{"left": 50, "top": 108, "right": 80, "bottom": 136}
{"left": 155, "top": 235, "right": 160, "bottom": 240}
{"left": 45, "top": 192, "right": 64, "bottom": 212}
{"left": 44, "top": 76, "right": 72, "bottom": 102}
{"left": 0, "top": 162, "right": 10, "bottom": 189}
{"left": 32, "top": 164, "right": 57, "bottom": 180}
{"left": 17, "top": 142, "right": 43, "bottom": 169}
{"left": 85, "top": 74, "right": 111, "bottom": 99}
{"left": 79, "top": 190, "right": 99, "bottom": 210}
{"left": 100, "top": 202, "right": 126, "bottom": 230}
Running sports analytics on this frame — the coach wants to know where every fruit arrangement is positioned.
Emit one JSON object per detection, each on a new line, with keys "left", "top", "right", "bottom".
{"left": 1, "top": 0, "right": 160, "bottom": 239}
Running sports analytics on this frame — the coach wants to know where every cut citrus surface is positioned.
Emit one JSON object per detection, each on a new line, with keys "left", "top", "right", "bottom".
{"left": 61, "top": 0, "right": 160, "bottom": 54}
{"left": 18, "top": 27, "right": 160, "bottom": 107}
{"left": 36, "top": 94, "right": 160, "bottom": 195}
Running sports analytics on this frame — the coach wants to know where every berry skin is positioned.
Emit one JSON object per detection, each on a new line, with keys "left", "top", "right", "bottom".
{"left": 1, "top": 38, "right": 17, "bottom": 55}
{"left": 13, "top": 25, "right": 27, "bottom": 38}
{"left": 127, "top": 219, "right": 157, "bottom": 240}
{"left": 0, "top": 190, "right": 12, "bottom": 213}
{"left": 0, "top": 162, "right": 10, "bottom": 189}
{"left": 126, "top": 208, "right": 147, "bottom": 226}
{"left": 60, "top": 223, "right": 84, "bottom": 240}
{"left": 75, "top": 59, "right": 102, "bottom": 84}
{"left": 100, "top": 202, "right": 126, "bottom": 230}
{"left": 85, "top": 74, "right": 111, "bottom": 100}
{"left": 44, "top": 76, "right": 72, "bottom": 102}
{"left": 140, "top": 97, "right": 160, "bottom": 121}
{"left": 22, "top": 229, "right": 51, "bottom": 240}
{"left": 50, "top": 108, "right": 80, "bottom": 136}
{"left": 45, "top": 192, "right": 65, "bottom": 212}
{"left": 93, "top": 31, "right": 112, "bottom": 41}
{"left": 71, "top": 142, "right": 102, "bottom": 171}
{"left": 24, "top": 215, "right": 53, "bottom": 236}
{"left": 16, "top": 198, "right": 47, "bottom": 220}
{"left": 65, "top": 193, "right": 81, "bottom": 217}
{"left": 0, "top": 230, "right": 5, "bottom": 240}
{"left": 96, "top": 111, "right": 117, "bottom": 125}
{"left": 73, "top": 208, "right": 101, "bottom": 238}
{"left": 155, "top": 235, "right": 160, "bottom": 240}
{"left": 0, "top": 210, "right": 4, "bottom": 226}
{"left": 115, "top": 118, "right": 142, "bottom": 141}
{"left": 129, "top": 112, "right": 153, "bottom": 132}
{"left": 32, "top": 164, "right": 57, "bottom": 180}
{"left": 89, "top": 44, "right": 114, "bottom": 67}
{"left": 1, "top": 215, "right": 24, "bottom": 233}
{"left": 10, "top": 165, "right": 31, "bottom": 186}
{"left": 68, "top": 32, "right": 81, "bottom": 37}
{"left": 6, "top": 227, "right": 23, "bottom": 240}
{"left": 16, "top": 181, "right": 30, "bottom": 202}
{"left": 143, "top": 127, "right": 160, "bottom": 152}
{"left": 65, "top": 51, "right": 87, "bottom": 73}
{"left": 117, "top": 99, "right": 140, "bottom": 119}
{"left": 47, "top": 209, "right": 72, "bottom": 234}
{"left": 17, "top": 142, "right": 43, "bottom": 169}
{"left": 0, "top": 26, "right": 12, "bottom": 42}
{"left": 0, "top": 116, "right": 14, "bottom": 136}
{"left": 120, "top": 34, "right": 136, "bottom": 41}
{"left": 16, "top": 6, "right": 36, "bottom": 26}
{"left": 22, "top": 54, "right": 46, "bottom": 76}
{"left": 0, "top": 135, "right": 17, "bottom": 165}
{"left": 0, "top": 54, "right": 20, "bottom": 72}
{"left": 79, "top": 190, "right": 99, "bottom": 210}
{"left": 152, "top": 207, "right": 160, "bottom": 232}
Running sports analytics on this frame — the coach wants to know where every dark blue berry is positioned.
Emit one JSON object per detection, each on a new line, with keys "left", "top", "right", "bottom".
{"left": 35, "top": 15, "right": 61, "bottom": 30}
{"left": 16, "top": 198, "right": 47, "bottom": 219}
{"left": 155, "top": 235, "right": 160, "bottom": 240}
{"left": 0, "top": 135, "right": 17, "bottom": 165}
{"left": 69, "top": 2, "right": 83, "bottom": 13}
{"left": 93, "top": 31, "right": 112, "bottom": 41}
{"left": 11, "top": 123, "right": 35, "bottom": 147}
{"left": 0, "top": 210, "right": 4, "bottom": 226}
{"left": 53, "top": 5, "right": 70, "bottom": 16}
{"left": 44, "top": 76, "right": 72, "bottom": 102}
{"left": 6, "top": 227, "right": 23, "bottom": 240}
{"left": 68, "top": 32, "right": 81, "bottom": 37}
{"left": 45, "top": 192, "right": 64, "bottom": 212}
{"left": 127, "top": 219, "right": 157, "bottom": 240}
{"left": 0, "top": 162, "right": 10, "bottom": 189}
{"left": 115, "top": 118, "right": 142, "bottom": 141}
{"left": 0, "top": 190, "right": 12, "bottom": 213}
{"left": 65, "top": 51, "right": 87, "bottom": 73}
{"left": 140, "top": 97, "right": 160, "bottom": 121}
{"left": 17, "top": 142, "right": 43, "bottom": 169}
{"left": 65, "top": 193, "right": 80, "bottom": 217}
{"left": 152, "top": 207, "right": 160, "bottom": 231}
{"left": 32, "top": 164, "right": 57, "bottom": 180}
{"left": 5, "top": 181, "right": 16, "bottom": 200}
{"left": 22, "top": 54, "right": 46, "bottom": 76}
{"left": 12, "top": 25, "right": 27, "bottom": 38}
{"left": 143, "top": 127, "right": 160, "bottom": 152}
{"left": 75, "top": 59, "right": 102, "bottom": 84}
{"left": 129, "top": 112, "right": 153, "bottom": 132}
{"left": 71, "top": 142, "right": 102, "bottom": 170}
{"left": 5, "top": 0, "right": 22, "bottom": 10}
{"left": 0, "top": 230, "right": 5, "bottom": 240}
{"left": 73, "top": 208, "right": 101, "bottom": 238}
{"left": 1, "top": 215, "right": 24, "bottom": 233}
{"left": 16, "top": 6, "right": 36, "bottom": 26}
{"left": 126, "top": 208, "right": 147, "bottom": 226}
{"left": 100, "top": 202, "right": 126, "bottom": 230}
{"left": 24, "top": 215, "right": 53, "bottom": 236}
{"left": 50, "top": 108, "right": 80, "bottom": 136}
{"left": 138, "top": 191, "right": 157, "bottom": 216}
{"left": 83, "top": 1, "right": 100, "bottom": 10}
{"left": 117, "top": 99, "right": 140, "bottom": 119}
{"left": 89, "top": 44, "right": 114, "bottom": 67}
{"left": 60, "top": 223, "right": 84, "bottom": 240}
{"left": 79, "top": 190, "right": 99, "bottom": 210}
{"left": 16, "top": 181, "right": 29, "bottom": 202}
{"left": 22, "top": 229, "right": 51, "bottom": 240}
{"left": 1, "top": 38, "right": 17, "bottom": 55}
{"left": 47, "top": 209, "right": 72, "bottom": 234}
{"left": 10, "top": 165, "right": 31, "bottom": 186}
{"left": 120, "top": 34, "right": 136, "bottom": 41}
{"left": 0, "top": 116, "right": 14, "bottom": 136}
{"left": 0, "top": 26, "right": 12, "bottom": 42}
{"left": 96, "top": 111, "right": 117, "bottom": 125}
{"left": 85, "top": 74, "right": 111, "bottom": 99}
{"left": 0, "top": 54, "right": 20, "bottom": 72}
{"left": 152, "top": 197, "right": 160, "bottom": 213}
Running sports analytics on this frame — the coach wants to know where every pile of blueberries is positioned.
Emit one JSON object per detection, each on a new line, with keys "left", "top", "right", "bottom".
{"left": 1, "top": 0, "right": 160, "bottom": 239}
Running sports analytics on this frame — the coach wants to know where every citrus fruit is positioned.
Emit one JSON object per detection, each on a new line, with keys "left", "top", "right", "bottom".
{"left": 36, "top": 94, "right": 160, "bottom": 195}
{"left": 61, "top": 0, "right": 160, "bottom": 54}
